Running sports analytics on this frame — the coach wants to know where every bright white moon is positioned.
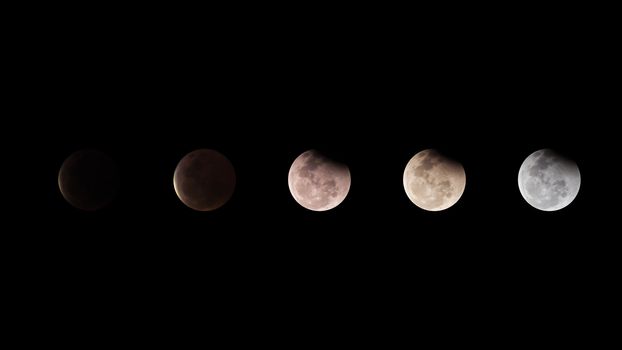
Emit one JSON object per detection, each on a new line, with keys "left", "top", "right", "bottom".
{"left": 403, "top": 149, "right": 466, "bottom": 211}
{"left": 288, "top": 150, "right": 351, "bottom": 211}
{"left": 518, "top": 149, "right": 580, "bottom": 211}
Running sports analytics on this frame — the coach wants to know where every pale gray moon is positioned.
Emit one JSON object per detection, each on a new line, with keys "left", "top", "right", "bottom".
{"left": 173, "top": 149, "right": 236, "bottom": 211}
{"left": 403, "top": 149, "right": 466, "bottom": 211}
{"left": 58, "top": 149, "right": 120, "bottom": 211}
{"left": 518, "top": 149, "right": 580, "bottom": 211}
{"left": 288, "top": 150, "right": 351, "bottom": 211}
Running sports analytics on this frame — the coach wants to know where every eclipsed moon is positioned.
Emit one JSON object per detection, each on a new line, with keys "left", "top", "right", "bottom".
{"left": 288, "top": 149, "right": 351, "bottom": 211}
{"left": 403, "top": 149, "right": 466, "bottom": 211}
{"left": 173, "top": 149, "right": 236, "bottom": 211}
{"left": 58, "top": 149, "right": 120, "bottom": 211}
{"left": 518, "top": 149, "right": 580, "bottom": 211}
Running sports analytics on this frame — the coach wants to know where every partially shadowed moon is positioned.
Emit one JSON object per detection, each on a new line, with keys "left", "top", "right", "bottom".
{"left": 518, "top": 149, "right": 580, "bottom": 211}
{"left": 58, "top": 149, "right": 120, "bottom": 211}
{"left": 288, "top": 150, "right": 351, "bottom": 211}
{"left": 173, "top": 149, "right": 236, "bottom": 211}
{"left": 403, "top": 149, "right": 466, "bottom": 211}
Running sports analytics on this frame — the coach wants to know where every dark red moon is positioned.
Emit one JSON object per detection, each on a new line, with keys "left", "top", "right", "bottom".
{"left": 173, "top": 149, "right": 236, "bottom": 211}
{"left": 58, "top": 149, "right": 120, "bottom": 211}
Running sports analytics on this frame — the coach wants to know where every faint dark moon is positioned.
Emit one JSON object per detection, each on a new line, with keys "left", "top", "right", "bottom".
{"left": 58, "top": 149, "right": 120, "bottom": 211}
{"left": 173, "top": 149, "right": 236, "bottom": 211}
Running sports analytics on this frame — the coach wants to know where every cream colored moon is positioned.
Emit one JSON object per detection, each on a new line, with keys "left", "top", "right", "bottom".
{"left": 288, "top": 150, "right": 351, "bottom": 211}
{"left": 403, "top": 149, "right": 466, "bottom": 211}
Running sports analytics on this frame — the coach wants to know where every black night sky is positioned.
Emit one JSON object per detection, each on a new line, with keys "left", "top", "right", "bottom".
{"left": 10, "top": 8, "right": 615, "bottom": 338}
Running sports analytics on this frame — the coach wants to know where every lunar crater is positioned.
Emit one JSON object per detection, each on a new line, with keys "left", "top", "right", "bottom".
{"left": 288, "top": 150, "right": 351, "bottom": 211}
{"left": 518, "top": 149, "right": 580, "bottom": 211}
{"left": 403, "top": 149, "right": 466, "bottom": 211}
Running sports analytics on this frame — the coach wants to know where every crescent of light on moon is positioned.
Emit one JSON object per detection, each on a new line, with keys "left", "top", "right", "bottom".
{"left": 517, "top": 148, "right": 581, "bottom": 211}
{"left": 58, "top": 149, "right": 120, "bottom": 211}
{"left": 173, "top": 149, "right": 236, "bottom": 211}
{"left": 403, "top": 149, "right": 466, "bottom": 211}
{"left": 287, "top": 149, "right": 351, "bottom": 211}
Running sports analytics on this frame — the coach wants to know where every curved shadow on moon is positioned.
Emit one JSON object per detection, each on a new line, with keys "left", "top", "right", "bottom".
{"left": 173, "top": 149, "right": 236, "bottom": 211}
{"left": 518, "top": 148, "right": 580, "bottom": 211}
{"left": 403, "top": 149, "right": 466, "bottom": 211}
{"left": 288, "top": 149, "right": 351, "bottom": 212}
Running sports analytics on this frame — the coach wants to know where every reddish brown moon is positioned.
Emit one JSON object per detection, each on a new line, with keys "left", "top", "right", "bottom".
{"left": 58, "top": 149, "right": 120, "bottom": 211}
{"left": 173, "top": 149, "right": 236, "bottom": 211}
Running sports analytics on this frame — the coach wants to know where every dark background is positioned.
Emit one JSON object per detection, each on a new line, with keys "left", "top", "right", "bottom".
{"left": 9, "top": 7, "right": 616, "bottom": 338}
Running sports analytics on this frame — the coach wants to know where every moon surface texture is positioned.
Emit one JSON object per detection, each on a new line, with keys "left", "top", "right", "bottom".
{"left": 173, "top": 149, "right": 236, "bottom": 211}
{"left": 288, "top": 150, "right": 351, "bottom": 211}
{"left": 518, "top": 149, "right": 580, "bottom": 211}
{"left": 58, "top": 149, "right": 120, "bottom": 211}
{"left": 403, "top": 149, "right": 466, "bottom": 211}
